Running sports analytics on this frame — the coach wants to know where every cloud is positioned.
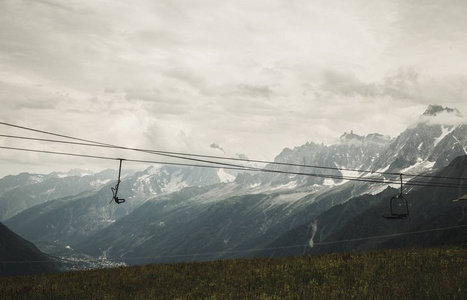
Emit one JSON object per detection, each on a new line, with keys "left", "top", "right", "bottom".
{"left": 144, "top": 102, "right": 190, "bottom": 116}
{"left": 235, "top": 84, "right": 276, "bottom": 99}
{"left": 0, "top": 80, "right": 59, "bottom": 111}
{"left": 126, "top": 29, "right": 184, "bottom": 50}
{"left": 210, "top": 143, "right": 225, "bottom": 153}
{"left": 12, "top": 98, "right": 58, "bottom": 110}
{"left": 162, "top": 67, "right": 206, "bottom": 89}
{"left": 0, "top": 0, "right": 466, "bottom": 177}
{"left": 317, "top": 67, "right": 466, "bottom": 108}
{"left": 319, "top": 68, "right": 420, "bottom": 100}
{"left": 123, "top": 88, "right": 192, "bottom": 116}
{"left": 124, "top": 89, "right": 165, "bottom": 102}
{"left": 418, "top": 110, "right": 467, "bottom": 127}
{"left": 223, "top": 97, "right": 277, "bottom": 116}
{"left": 320, "top": 69, "right": 377, "bottom": 97}
{"left": 33, "top": 0, "right": 83, "bottom": 13}
{"left": 392, "top": 0, "right": 467, "bottom": 43}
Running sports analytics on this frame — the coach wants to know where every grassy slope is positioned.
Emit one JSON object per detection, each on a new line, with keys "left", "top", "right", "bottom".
{"left": 0, "top": 247, "right": 466, "bottom": 300}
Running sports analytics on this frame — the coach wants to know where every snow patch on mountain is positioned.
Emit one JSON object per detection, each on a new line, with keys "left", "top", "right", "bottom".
{"left": 452, "top": 135, "right": 467, "bottom": 155}
{"left": 146, "top": 165, "right": 163, "bottom": 175}
{"left": 335, "top": 168, "right": 367, "bottom": 185}
{"left": 90, "top": 179, "right": 111, "bottom": 188}
{"left": 42, "top": 188, "right": 55, "bottom": 195}
{"left": 433, "top": 126, "right": 455, "bottom": 147}
{"left": 217, "top": 169, "right": 235, "bottom": 183}
{"left": 161, "top": 170, "right": 188, "bottom": 193}
{"left": 399, "top": 160, "right": 436, "bottom": 175}
{"left": 136, "top": 166, "right": 163, "bottom": 182}
{"left": 375, "top": 165, "right": 391, "bottom": 174}
{"left": 250, "top": 182, "right": 261, "bottom": 188}
{"left": 367, "top": 184, "right": 389, "bottom": 195}
{"left": 28, "top": 175, "right": 44, "bottom": 183}
{"left": 270, "top": 192, "right": 310, "bottom": 205}
{"left": 367, "top": 182, "right": 401, "bottom": 195}
{"left": 323, "top": 178, "right": 338, "bottom": 186}
{"left": 270, "top": 181, "right": 298, "bottom": 190}
{"left": 54, "top": 169, "right": 95, "bottom": 178}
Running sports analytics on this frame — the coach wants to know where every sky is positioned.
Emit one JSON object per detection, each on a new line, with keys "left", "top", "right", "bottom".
{"left": 0, "top": 0, "right": 466, "bottom": 177}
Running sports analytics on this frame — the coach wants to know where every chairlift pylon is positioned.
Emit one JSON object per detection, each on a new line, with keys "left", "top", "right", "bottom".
{"left": 110, "top": 159, "right": 125, "bottom": 204}
{"left": 384, "top": 174, "right": 409, "bottom": 220}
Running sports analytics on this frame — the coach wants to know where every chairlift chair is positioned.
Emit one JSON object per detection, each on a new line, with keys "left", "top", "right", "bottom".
{"left": 383, "top": 174, "right": 410, "bottom": 220}
{"left": 383, "top": 194, "right": 409, "bottom": 220}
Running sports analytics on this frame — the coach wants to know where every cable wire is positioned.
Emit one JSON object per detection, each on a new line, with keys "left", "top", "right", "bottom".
{"left": 1, "top": 122, "right": 466, "bottom": 182}
{"left": 1, "top": 145, "right": 467, "bottom": 189}
{"left": 2, "top": 223, "right": 466, "bottom": 264}
{"left": 120, "top": 223, "right": 467, "bottom": 261}
{"left": 6, "top": 134, "right": 459, "bottom": 186}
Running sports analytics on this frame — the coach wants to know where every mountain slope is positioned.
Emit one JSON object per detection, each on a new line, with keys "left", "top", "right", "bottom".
{"left": 252, "top": 187, "right": 399, "bottom": 258}
{"left": 4, "top": 165, "right": 240, "bottom": 248}
{"left": 263, "top": 155, "right": 467, "bottom": 256}
{"left": 0, "top": 169, "right": 118, "bottom": 221}
{"left": 72, "top": 178, "right": 394, "bottom": 264}
{"left": 0, "top": 222, "right": 60, "bottom": 277}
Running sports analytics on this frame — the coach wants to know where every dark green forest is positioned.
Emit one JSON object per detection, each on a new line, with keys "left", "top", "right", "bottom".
{"left": 1, "top": 247, "right": 466, "bottom": 299}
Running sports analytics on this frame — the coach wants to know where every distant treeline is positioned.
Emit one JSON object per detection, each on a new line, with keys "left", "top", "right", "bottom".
{"left": 0, "top": 246, "right": 466, "bottom": 299}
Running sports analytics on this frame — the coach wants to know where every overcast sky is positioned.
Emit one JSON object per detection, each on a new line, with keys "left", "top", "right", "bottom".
{"left": 0, "top": 0, "right": 466, "bottom": 176}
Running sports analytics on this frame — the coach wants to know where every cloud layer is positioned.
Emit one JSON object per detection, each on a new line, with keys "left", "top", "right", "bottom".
{"left": 0, "top": 0, "right": 466, "bottom": 175}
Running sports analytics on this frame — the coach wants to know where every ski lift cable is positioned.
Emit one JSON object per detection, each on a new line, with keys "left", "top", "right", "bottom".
{"left": 109, "top": 223, "right": 467, "bottom": 261}
{"left": 4, "top": 135, "right": 462, "bottom": 187}
{"left": 1, "top": 136, "right": 465, "bottom": 188}
{"left": 0, "top": 144, "right": 465, "bottom": 189}
{"left": 1, "top": 126, "right": 465, "bottom": 181}
{"left": 0, "top": 145, "right": 397, "bottom": 184}
{"left": 0, "top": 134, "right": 262, "bottom": 173}
{"left": 1, "top": 223, "right": 466, "bottom": 264}
{"left": 1, "top": 145, "right": 467, "bottom": 189}
{"left": 3, "top": 133, "right": 466, "bottom": 183}
{"left": 1, "top": 122, "right": 466, "bottom": 182}
{"left": 1, "top": 131, "right": 396, "bottom": 176}
{"left": 0, "top": 146, "right": 254, "bottom": 172}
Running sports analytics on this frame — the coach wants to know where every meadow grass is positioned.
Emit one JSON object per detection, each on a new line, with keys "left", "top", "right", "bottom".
{"left": 0, "top": 246, "right": 466, "bottom": 299}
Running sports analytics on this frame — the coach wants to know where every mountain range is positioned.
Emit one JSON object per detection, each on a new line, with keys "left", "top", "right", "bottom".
{"left": 1, "top": 104, "right": 466, "bottom": 270}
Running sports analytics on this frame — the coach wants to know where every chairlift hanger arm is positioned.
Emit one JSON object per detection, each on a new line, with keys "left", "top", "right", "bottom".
{"left": 110, "top": 159, "right": 125, "bottom": 204}
{"left": 398, "top": 173, "right": 403, "bottom": 197}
